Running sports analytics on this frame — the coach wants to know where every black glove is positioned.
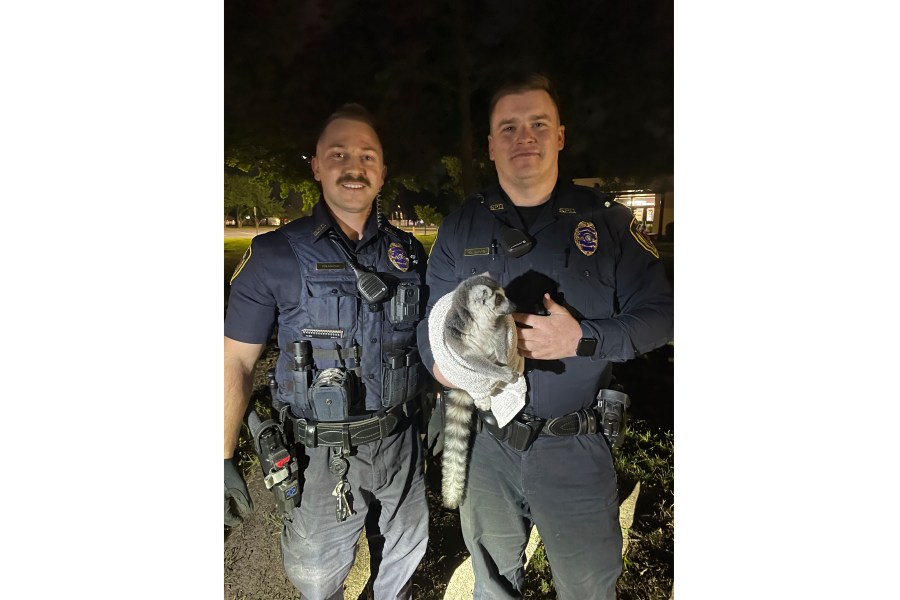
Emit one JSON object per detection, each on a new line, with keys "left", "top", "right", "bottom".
{"left": 224, "top": 457, "right": 253, "bottom": 526}
{"left": 426, "top": 390, "right": 445, "bottom": 456}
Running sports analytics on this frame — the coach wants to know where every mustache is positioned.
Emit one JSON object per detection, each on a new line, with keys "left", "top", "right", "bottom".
{"left": 337, "top": 175, "right": 371, "bottom": 186}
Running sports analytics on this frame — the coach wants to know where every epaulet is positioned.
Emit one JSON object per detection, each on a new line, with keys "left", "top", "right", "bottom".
{"left": 585, "top": 186, "right": 620, "bottom": 209}
{"left": 465, "top": 191, "right": 487, "bottom": 207}
{"left": 380, "top": 218, "right": 404, "bottom": 237}
{"left": 277, "top": 215, "right": 314, "bottom": 242}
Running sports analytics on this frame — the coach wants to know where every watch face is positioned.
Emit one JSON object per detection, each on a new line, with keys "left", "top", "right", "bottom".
{"left": 577, "top": 337, "right": 597, "bottom": 357}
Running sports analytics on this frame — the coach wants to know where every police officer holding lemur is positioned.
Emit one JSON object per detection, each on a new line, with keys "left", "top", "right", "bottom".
{"left": 417, "top": 73, "right": 674, "bottom": 599}
{"left": 224, "top": 104, "right": 429, "bottom": 600}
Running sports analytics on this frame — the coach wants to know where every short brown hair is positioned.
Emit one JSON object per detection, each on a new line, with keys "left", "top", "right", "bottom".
{"left": 488, "top": 73, "right": 561, "bottom": 126}
{"left": 316, "top": 103, "right": 380, "bottom": 145}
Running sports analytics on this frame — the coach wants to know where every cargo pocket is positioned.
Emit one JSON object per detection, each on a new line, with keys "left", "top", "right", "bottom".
{"left": 304, "top": 278, "right": 359, "bottom": 334}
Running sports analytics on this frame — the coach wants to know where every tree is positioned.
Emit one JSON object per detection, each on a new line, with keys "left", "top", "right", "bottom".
{"left": 379, "top": 174, "right": 422, "bottom": 219}
{"left": 224, "top": 171, "right": 284, "bottom": 228}
{"left": 414, "top": 204, "right": 443, "bottom": 229}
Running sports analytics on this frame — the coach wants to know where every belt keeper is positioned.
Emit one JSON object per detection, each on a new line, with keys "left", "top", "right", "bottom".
{"left": 581, "top": 408, "right": 597, "bottom": 434}
{"left": 305, "top": 422, "right": 318, "bottom": 448}
{"left": 340, "top": 424, "right": 351, "bottom": 454}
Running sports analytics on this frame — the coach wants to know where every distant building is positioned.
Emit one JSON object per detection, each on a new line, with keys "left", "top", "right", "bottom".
{"left": 572, "top": 177, "right": 674, "bottom": 240}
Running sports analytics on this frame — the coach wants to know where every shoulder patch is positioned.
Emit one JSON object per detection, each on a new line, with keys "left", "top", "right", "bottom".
{"left": 230, "top": 246, "right": 252, "bottom": 284}
{"left": 574, "top": 221, "right": 598, "bottom": 256}
{"left": 629, "top": 218, "right": 660, "bottom": 259}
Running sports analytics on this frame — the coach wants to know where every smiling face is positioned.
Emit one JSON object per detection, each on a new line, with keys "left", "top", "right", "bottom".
{"left": 488, "top": 89, "right": 565, "bottom": 196}
{"left": 311, "top": 117, "right": 387, "bottom": 220}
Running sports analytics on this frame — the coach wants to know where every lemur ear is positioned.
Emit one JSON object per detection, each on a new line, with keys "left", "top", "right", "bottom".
{"left": 471, "top": 284, "right": 490, "bottom": 301}
{"left": 478, "top": 271, "right": 491, "bottom": 279}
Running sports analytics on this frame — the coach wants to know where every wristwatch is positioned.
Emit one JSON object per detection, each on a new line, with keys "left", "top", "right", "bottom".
{"left": 576, "top": 337, "right": 597, "bottom": 357}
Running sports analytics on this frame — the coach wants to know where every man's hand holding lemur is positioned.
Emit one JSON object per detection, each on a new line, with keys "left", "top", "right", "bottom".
{"left": 513, "top": 294, "right": 583, "bottom": 360}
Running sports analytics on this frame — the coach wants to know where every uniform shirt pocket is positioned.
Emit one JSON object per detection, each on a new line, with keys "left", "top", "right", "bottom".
{"left": 454, "top": 253, "right": 504, "bottom": 281}
{"left": 304, "top": 277, "right": 360, "bottom": 335}
{"left": 556, "top": 253, "right": 616, "bottom": 320}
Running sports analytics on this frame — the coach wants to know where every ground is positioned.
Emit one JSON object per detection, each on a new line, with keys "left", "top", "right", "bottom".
{"left": 225, "top": 344, "right": 673, "bottom": 600}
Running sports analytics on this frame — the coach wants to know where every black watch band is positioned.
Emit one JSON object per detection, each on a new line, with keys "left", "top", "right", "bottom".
{"left": 576, "top": 337, "right": 597, "bottom": 357}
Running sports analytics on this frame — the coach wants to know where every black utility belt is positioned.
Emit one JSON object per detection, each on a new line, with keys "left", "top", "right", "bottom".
{"left": 477, "top": 407, "right": 599, "bottom": 452}
{"left": 476, "top": 388, "right": 630, "bottom": 452}
{"left": 285, "top": 405, "right": 409, "bottom": 449}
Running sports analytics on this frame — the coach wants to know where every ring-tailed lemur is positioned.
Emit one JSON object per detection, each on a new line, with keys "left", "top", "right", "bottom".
{"left": 440, "top": 273, "right": 519, "bottom": 509}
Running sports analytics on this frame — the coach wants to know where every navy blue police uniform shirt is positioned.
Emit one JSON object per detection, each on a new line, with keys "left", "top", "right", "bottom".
{"left": 226, "top": 199, "right": 427, "bottom": 416}
{"left": 416, "top": 180, "right": 673, "bottom": 419}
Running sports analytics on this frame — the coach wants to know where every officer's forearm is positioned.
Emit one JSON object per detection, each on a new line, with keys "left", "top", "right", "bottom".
{"left": 224, "top": 338, "right": 266, "bottom": 458}
{"left": 224, "top": 363, "right": 254, "bottom": 459}
{"left": 583, "top": 299, "right": 673, "bottom": 362}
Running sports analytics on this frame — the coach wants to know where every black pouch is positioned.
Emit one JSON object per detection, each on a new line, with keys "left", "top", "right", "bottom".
{"left": 596, "top": 388, "right": 631, "bottom": 449}
{"left": 289, "top": 341, "right": 314, "bottom": 410}
{"left": 382, "top": 364, "right": 412, "bottom": 407}
{"left": 310, "top": 369, "right": 352, "bottom": 421}
{"left": 382, "top": 350, "right": 426, "bottom": 408}
{"left": 291, "top": 370, "right": 313, "bottom": 410}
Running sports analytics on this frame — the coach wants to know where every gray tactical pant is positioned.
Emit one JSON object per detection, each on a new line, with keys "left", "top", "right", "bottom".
{"left": 281, "top": 421, "right": 428, "bottom": 600}
{"left": 460, "top": 428, "right": 622, "bottom": 600}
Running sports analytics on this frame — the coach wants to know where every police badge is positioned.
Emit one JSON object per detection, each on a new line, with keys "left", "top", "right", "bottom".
{"left": 574, "top": 221, "right": 598, "bottom": 256}
{"left": 388, "top": 242, "right": 410, "bottom": 272}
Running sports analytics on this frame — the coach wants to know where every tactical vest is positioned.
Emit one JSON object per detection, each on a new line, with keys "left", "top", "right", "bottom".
{"left": 272, "top": 218, "right": 426, "bottom": 419}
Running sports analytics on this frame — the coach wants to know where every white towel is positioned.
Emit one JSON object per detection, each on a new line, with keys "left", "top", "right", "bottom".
{"left": 428, "top": 291, "right": 526, "bottom": 428}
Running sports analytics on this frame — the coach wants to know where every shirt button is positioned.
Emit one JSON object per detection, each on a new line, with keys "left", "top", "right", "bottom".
{"left": 367, "top": 374, "right": 375, "bottom": 380}
{"left": 331, "top": 289, "right": 338, "bottom": 294}
{"left": 583, "top": 270, "right": 590, "bottom": 277}
{"left": 370, "top": 338, "right": 377, "bottom": 344}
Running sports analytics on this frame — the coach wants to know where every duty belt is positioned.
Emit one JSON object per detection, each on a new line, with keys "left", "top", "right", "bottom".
{"left": 477, "top": 406, "right": 600, "bottom": 452}
{"left": 285, "top": 406, "right": 408, "bottom": 449}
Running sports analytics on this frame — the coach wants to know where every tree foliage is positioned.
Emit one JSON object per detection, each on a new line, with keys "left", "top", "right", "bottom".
{"left": 224, "top": 171, "right": 285, "bottom": 227}
{"left": 414, "top": 204, "right": 444, "bottom": 228}
{"left": 379, "top": 174, "right": 422, "bottom": 217}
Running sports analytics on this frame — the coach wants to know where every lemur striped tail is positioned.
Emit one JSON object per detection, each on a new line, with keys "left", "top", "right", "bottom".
{"left": 441, "top": 389, "right": 476, "bottom": 509}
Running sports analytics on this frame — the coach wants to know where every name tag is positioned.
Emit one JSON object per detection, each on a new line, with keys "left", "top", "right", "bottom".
{"left": 316, "top": 262, "right": 346, "bottom": 270}
{"left": 464, "top": 248, "right": 490, "bottom": 256}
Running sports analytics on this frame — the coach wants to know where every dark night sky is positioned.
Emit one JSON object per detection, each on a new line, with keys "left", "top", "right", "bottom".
{"left": 226, "top": 0, "right": 673, "bottom": 187}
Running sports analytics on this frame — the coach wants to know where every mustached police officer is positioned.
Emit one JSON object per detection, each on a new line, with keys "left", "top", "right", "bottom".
{"left": 417, "top": 74, "right": 673, "bottom": 599}
{"left": 224, "top": 104, "right": 429, "bottom": 600}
